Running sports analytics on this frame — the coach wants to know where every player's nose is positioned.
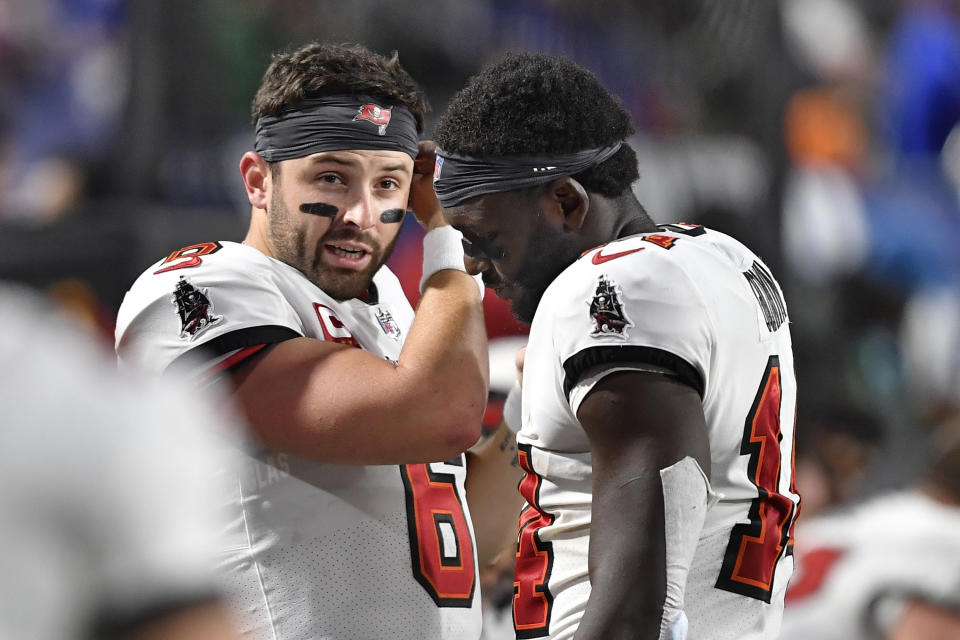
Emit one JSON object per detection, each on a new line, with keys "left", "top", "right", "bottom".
{"left": 341, "top": 191, "right": 377, "bottom": 230}
{"left": 464, "top": 255, "right": 490, "bottom": 277}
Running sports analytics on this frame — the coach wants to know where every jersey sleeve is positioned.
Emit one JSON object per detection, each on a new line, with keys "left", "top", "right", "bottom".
{"left": 89, "top": 377, "right": 239, "bottom": 632}
{"left": 545, "top": 239, "right": 715, "bottom": 413}
{"left": 116, "top": 244, "right": 303, "bottom": 375}
{"left": 0, "top": 290, "right": 241, "bottom": 638}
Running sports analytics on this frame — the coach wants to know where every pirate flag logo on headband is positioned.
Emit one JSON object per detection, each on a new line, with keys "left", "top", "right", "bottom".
{"left": 354, "top": 104, "right": 392, "bottom": 135}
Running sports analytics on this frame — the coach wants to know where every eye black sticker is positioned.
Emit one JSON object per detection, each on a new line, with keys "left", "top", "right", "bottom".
{"left": 380, "top": 208, "right": 405, "bottom": 223}
{"left": 300, "top": 202, "right": 339, "bottom": 217}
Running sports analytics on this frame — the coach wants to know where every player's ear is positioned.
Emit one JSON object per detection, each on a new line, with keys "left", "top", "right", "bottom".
{"left": 548, "top": 177, "right": 589, "bottom": 231}
{"left": 240, "top": 151, "right": 271, "bottom": 210}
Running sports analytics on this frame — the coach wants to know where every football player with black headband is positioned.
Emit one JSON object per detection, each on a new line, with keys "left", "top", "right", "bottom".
{"left": 434, "top": 53, "right": 799, "bottom": 640}
{"left": 117, "top": 42, "right": 523, "bottom": 640}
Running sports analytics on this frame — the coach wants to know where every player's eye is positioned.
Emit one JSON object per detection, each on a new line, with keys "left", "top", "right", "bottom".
{"left": 478, "top": 234, "right": 505, "bottom": 260}
{"left": 317, "top": 173, "right": 344, "bottom": 185}
{"left": 462, "top": 234, "right": 505, "bottom": 260}
{"left": 462, "top": 238, "right": 480, "bottom": 257}
{"left": 378, "top": 177, "right": 400, "bottom": 190}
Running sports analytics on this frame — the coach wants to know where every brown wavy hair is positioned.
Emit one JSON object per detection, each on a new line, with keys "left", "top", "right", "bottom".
{"left": 252, "top": 42, "right": 428, "bottom": 133}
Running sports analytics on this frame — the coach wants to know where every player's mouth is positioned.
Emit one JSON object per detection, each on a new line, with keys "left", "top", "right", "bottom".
{"left": 324, "top": 242, "right": 372, "bottom": 269}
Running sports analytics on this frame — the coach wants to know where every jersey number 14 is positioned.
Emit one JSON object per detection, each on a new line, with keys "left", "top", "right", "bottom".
{"left": 716, "top": 356, "right": 799, "bottom": 602}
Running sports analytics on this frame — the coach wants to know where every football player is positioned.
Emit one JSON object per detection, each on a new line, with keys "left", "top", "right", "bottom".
{"left": 433, "top": 53, "right": 799, "bottom": 640}
{"left": 781, "top": 435, "right": 960, "bottom": 640}
{"left": 0, "top": 285, "right": 239, "bottom": 640}
{"left": 116, "top": 43, "right": 522, "bottom": 639}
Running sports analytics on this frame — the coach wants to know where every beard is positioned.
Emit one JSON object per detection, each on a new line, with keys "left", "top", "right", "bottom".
{"left": 265, "top": 191, "right": 399, "bottom": 300}
{"left": 493, "top": 221, "right": 581, "bottom": 324}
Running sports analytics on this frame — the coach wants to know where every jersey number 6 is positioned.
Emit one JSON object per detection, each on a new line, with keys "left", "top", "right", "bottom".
{"left": 400, "top": 461, "right": 476, "bottom": 607}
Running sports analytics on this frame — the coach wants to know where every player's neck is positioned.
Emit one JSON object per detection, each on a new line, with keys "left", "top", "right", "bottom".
{"left": 612, "top": 195, "right": 657, "bottom": 239}
{"left": 243, "top": 208, "right": 274, "bottom": 257}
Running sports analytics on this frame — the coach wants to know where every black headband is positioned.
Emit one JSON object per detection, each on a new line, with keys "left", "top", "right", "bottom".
{"left": 432, "top": 143, "right": 623, "bottom": 208}
{"left": 254, "top": 95, "right": 419, "bottom": 162}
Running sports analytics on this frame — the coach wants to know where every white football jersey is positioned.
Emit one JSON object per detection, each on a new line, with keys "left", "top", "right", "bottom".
{"left": 781, "top": 490, "right": 960, "bottom": 640}
{"left": 0, "top": 286, "right": 235, "bottom": 640}
{"left": 515, "top": 225, "right": 798, "bottom": 639}
{"left": 115, "top": 241, "right": 482, "bottom": 640}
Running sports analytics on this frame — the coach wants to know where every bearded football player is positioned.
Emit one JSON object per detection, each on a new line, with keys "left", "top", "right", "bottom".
{"left": 116, "top": 43, "right": 523, "bottom": 640}
{"left": 434, "top": 53, "right": 799, "bottom": 640}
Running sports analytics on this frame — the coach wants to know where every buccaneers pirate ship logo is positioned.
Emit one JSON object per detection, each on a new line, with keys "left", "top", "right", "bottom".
{"left": 172, "top": 276, "right": 222, "bottom": 340}
{"left": 588, "top": 275, "right": 632, "bottom": 338}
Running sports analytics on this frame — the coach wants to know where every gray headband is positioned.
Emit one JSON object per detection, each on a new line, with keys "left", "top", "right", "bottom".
{"left": 254, "top": 95, "right": 419, "bottom": 161}
{"left": 433, "top": 143, "right": 623, "bottom": 208}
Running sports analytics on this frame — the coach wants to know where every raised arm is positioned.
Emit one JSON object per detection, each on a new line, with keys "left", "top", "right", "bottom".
{"left": 232, "top": 141, "right": 489, "bottom": 465}
{"left": 232, "top": 267, "right": 486, "bottom": 464}
{"left": 573, "top": 369, "right": 711, "bottom": 640}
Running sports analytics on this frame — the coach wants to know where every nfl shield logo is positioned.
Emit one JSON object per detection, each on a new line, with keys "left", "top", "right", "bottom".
{"left": 375, "top": 307, "right": 402, "bottom": 341}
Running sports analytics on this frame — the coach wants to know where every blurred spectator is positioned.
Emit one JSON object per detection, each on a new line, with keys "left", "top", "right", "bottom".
{"left": 780, "top": 0, "right": 874, "bottom": 83}
{"left": 860, "top": 0, "right": 960, "bottom": 296}
{"left": 883, "top": 0, "right": 960, "bottom": 159}
{"left": 0, "top": 284, "right": 240, "bottom": 639}
{"left": 781, "top": 87, "right": 871, "bottom": 288}
{"left": 794, "top": 402, "right": 886, "bottom": 517}
{"left": 900, "top": 286, "right": 960, "bottom": 417}
{"left": 0, "top": 0, "right": 128, "bottom": 224}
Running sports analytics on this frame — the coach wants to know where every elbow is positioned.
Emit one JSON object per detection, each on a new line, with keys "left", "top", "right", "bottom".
{"left": 400, "top": 366, "right": 488, "bottom": 460}
{"left": 419, "top": 378, "right": 488, "bottom": 459}
{"left": 427, "top": 403, "right": 484, "bottom": 459}
{"left": 454, "top": 416, "right": 484, "bottom": 453}
{"left": 450, "top": 388, "right": 488, "bottom": 453}
{"left": 442, "top": 409, "right": 485, "bottom": 457}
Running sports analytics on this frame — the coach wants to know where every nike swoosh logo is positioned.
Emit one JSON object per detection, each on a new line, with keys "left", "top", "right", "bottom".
{"left": 592, "top": 247, "right": 643, "bottom": 265}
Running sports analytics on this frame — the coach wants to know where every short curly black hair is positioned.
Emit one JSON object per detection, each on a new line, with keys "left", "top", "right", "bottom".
{"left": 434, "top": 53, "right": 638, "bottom": 198}
{"left": 252, "top": 42, "right": 428, "bottom": 133}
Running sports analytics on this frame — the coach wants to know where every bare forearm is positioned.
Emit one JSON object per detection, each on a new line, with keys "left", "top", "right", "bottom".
{"left": 575, "top": 472, "right": 666, "bottom": 640}
{"left": 233, "top": 270, "right": 488, "bottom": 464}
{"left": 466, "top": 419, "right": 525, "bottom": 564}
{"left": 402, "top": 268, "right": 489, "bottom": 431}
{"left": 575, "top": 372, "right": 711, "bottom": 640}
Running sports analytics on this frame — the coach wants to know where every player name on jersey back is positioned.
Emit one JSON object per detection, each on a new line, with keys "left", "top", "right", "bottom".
{"left": 514, "top": 224, "right": 798, "bottom": 639}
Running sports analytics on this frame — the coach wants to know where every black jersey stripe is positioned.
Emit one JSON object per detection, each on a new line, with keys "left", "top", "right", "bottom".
{"left": 562, "top": 345, "right": 704, "bottom": 400}
{"left": 165, "top": 325, "right": 301, "bottom": 374}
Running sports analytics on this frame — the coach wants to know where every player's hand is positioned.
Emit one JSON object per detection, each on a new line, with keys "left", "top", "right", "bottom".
{"left": 408, "top": 140, "right": 446, "bottom": 231}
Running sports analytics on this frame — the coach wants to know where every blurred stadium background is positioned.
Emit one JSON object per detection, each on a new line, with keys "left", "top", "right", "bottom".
{"left": 1, "top": 0, "right": 958, "bottom": 525}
